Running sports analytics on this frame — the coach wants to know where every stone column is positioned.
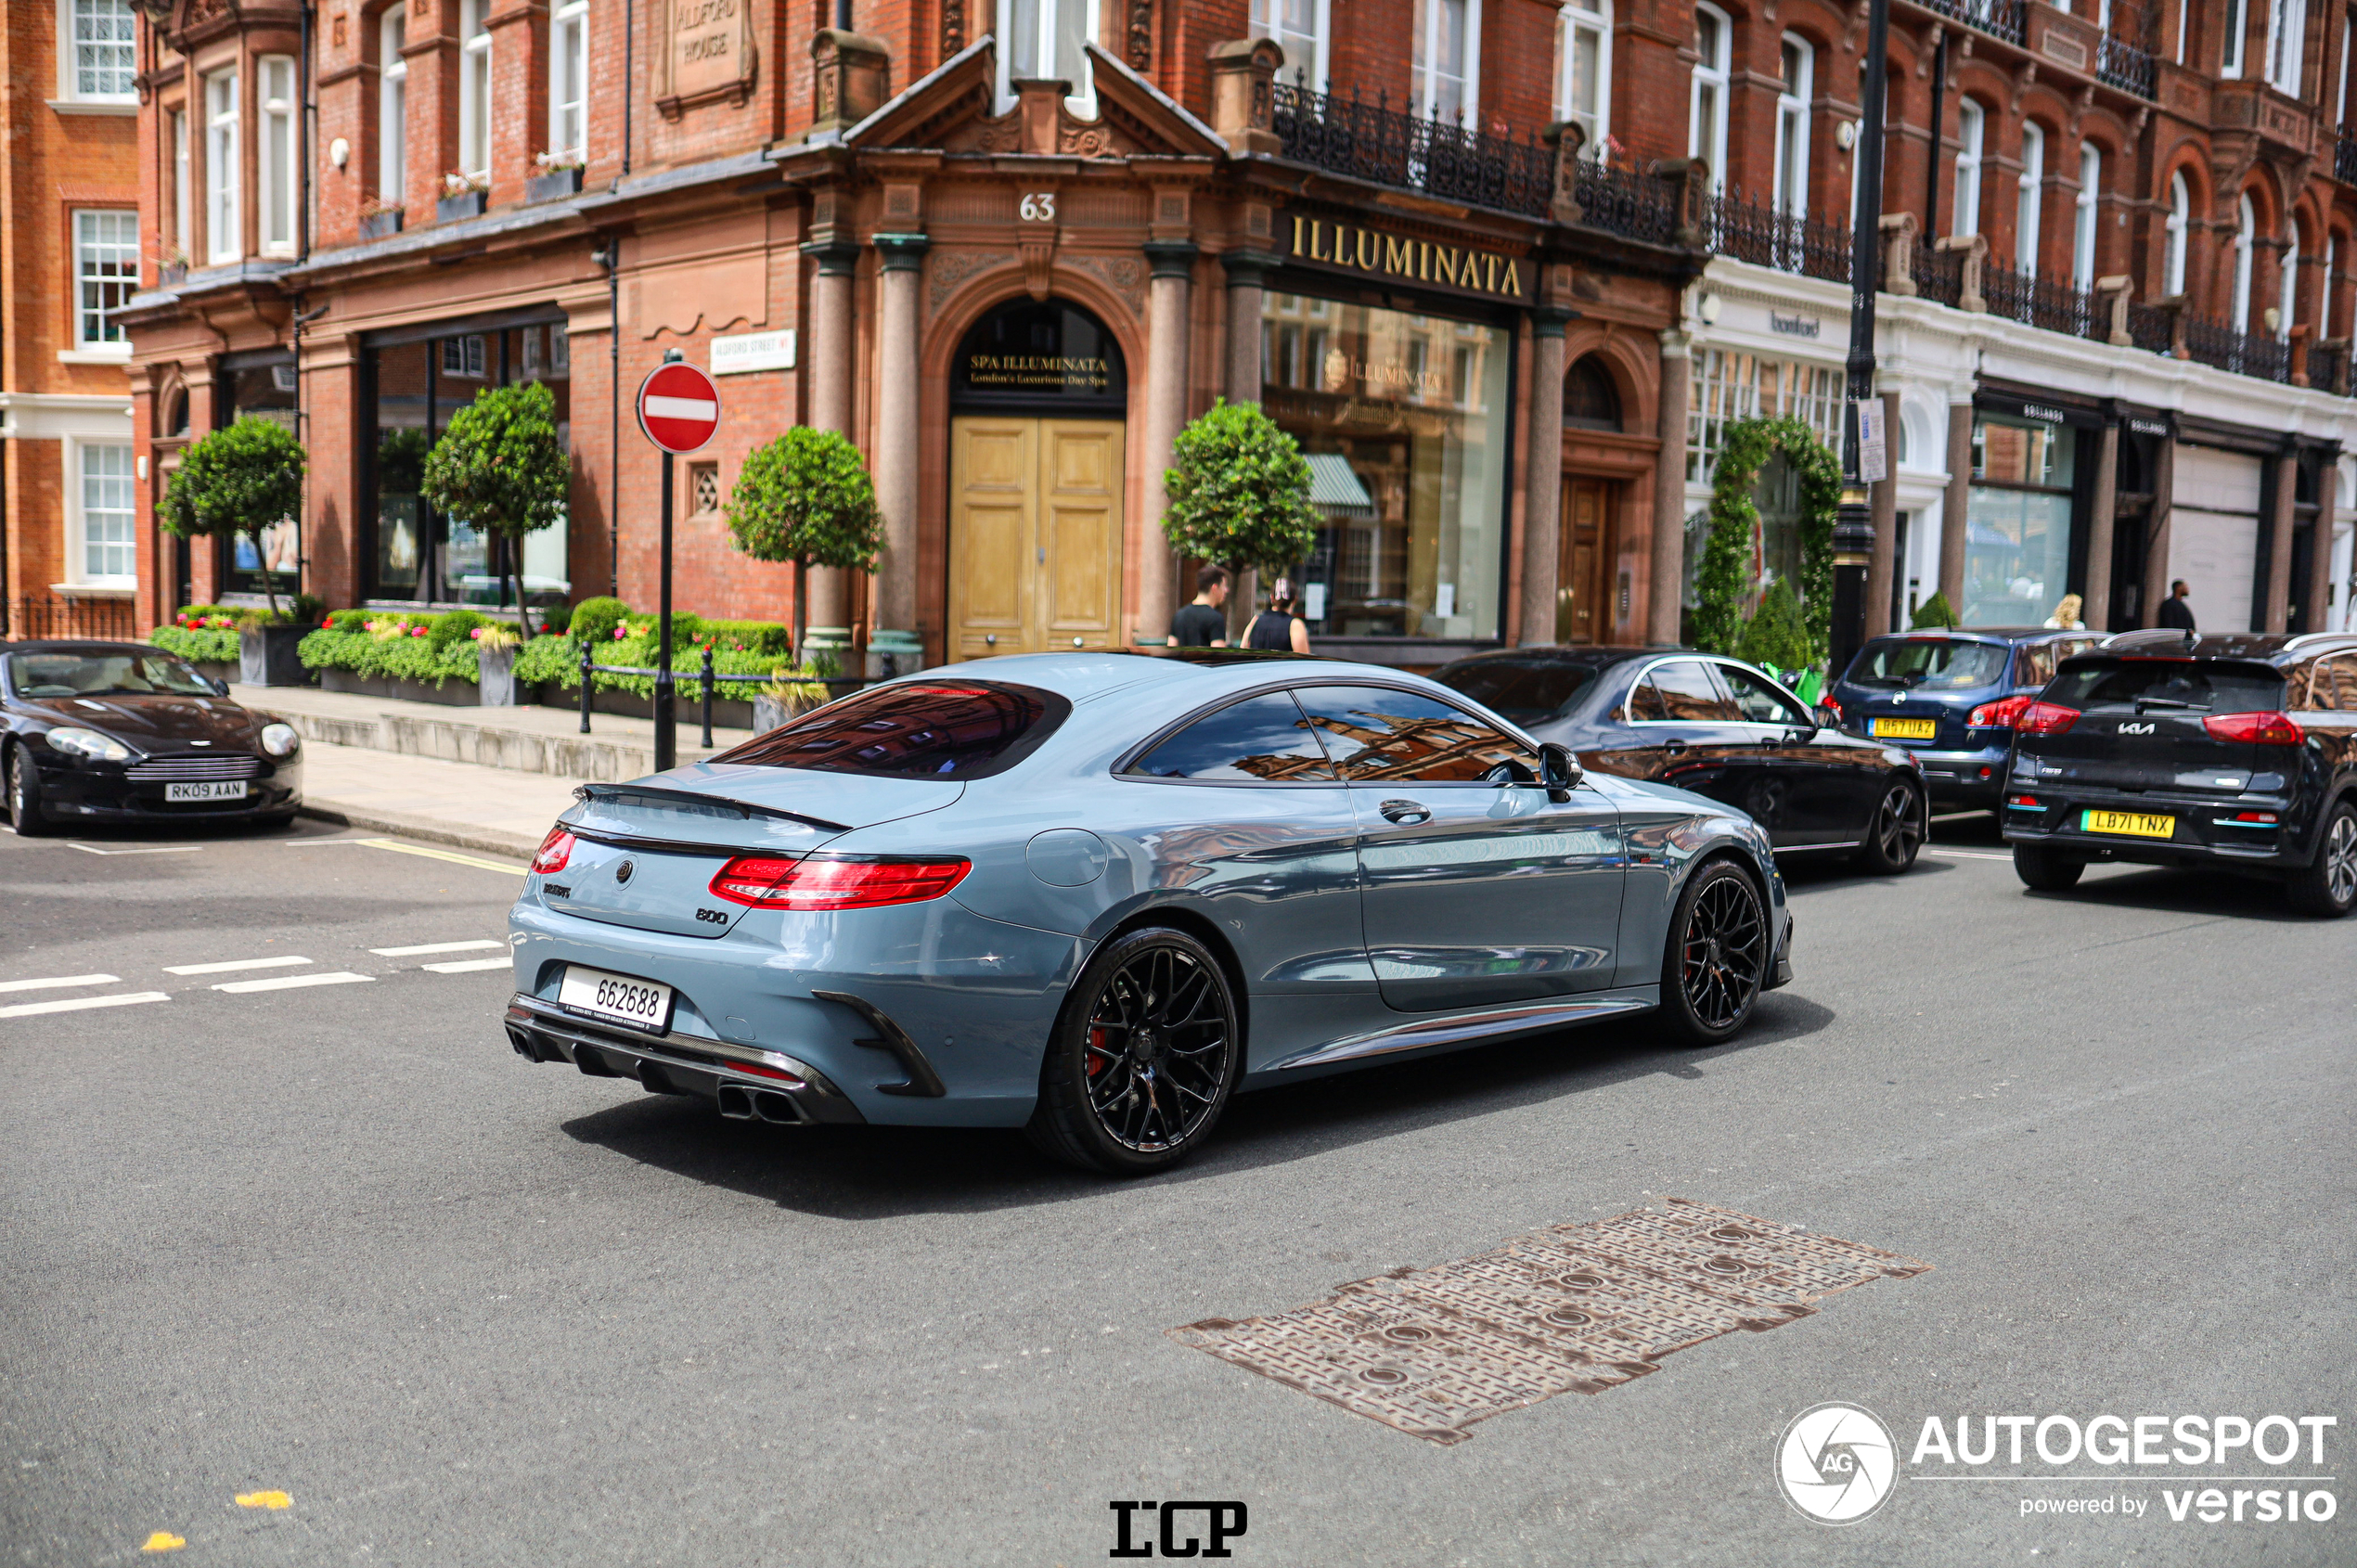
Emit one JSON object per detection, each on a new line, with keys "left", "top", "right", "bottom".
{"left": 1219, "top": 250, "right": 1275, "bottom": 406}
{"left": 801, "top": 238, "right": 860, "bottom": 633}
{"left": 2265, "top": 443, "right": 2299, "bottom": 633}
{"left": 1140, "top": 240, "right": 1198, "bottom": 648}
{"left": 2082, "top": 418, "right": 2119, "bottom": 631}
{"left": 2305, "top": 456, "right": 2338, "bottom": 633}
{"left": 871, "top": 233, "right": 929, "bottom": 639}
{"left": 1647, "top": 329, "right": 1692, "bottom": 647}
{"left": 1865, "top": 387, "right": 1901, "bottom": 637}
{"left": 2142, "top": 437, "right": 2175, "bottom": 625}
{"left": 1938, "top": 391, "right": 1974, "bottom": 610}
{"left": 1520, "top": 308, "right": 1572, "bottom": 646}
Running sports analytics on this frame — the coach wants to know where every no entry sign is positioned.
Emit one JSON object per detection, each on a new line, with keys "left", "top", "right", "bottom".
{"left": 637, "top": 360, "right": 720, "bottom": 454}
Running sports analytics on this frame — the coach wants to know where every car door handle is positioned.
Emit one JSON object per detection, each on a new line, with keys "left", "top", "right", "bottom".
{"left": 1379, "top": 799, "right": 1431, "bottom": 825}
{"left": 1661, "top": 739, "right": 1688, "bottom": 753}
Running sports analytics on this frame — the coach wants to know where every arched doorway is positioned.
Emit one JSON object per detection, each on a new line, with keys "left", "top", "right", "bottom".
{"left": 946, "top": 297, "right": 1129, "bottom": 659}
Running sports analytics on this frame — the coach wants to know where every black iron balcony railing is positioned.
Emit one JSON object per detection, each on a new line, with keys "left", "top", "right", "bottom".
{"left": 1570, "top": 159, "right": 1688, "bottom": 248}
{"left": 2183, "top": 315, "right": 2291, "bottom": 382}
{"left": 1910, "top": 244, "right": 1964, "bottom": 309}
{"left": 1269, "top": 81, "right": 1557, "bottom": 220}
{"left": 1911, "top": 0, "right": 2027, "bottom": 45}
{"left": 2096, "top": 32, "right": 2158, "bottom": 99}
{"left": 2338, "top": 130, "right": 2357, "bottom": 186}
{"left": 2307, "top": 340, "right": 2347, "bottom": 393}
{"left": 2125, "top": 300, "right": 2176, "bottom": 355}
{"left": 1981, "top": 260, "right": 2098, "bottom": 339}
{"left": 1702, "top": 191, "right": 1852, "bottom": 286}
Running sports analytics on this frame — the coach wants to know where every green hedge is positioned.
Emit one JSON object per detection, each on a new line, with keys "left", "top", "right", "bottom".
{"left": 517, "top": 629, "right": 786, "bottom": 698}
{"left": 151, "top": 625, "right": 240, "bottom": 662}
{"left": 299, "top": 610, "right": 496, "bottom": 687}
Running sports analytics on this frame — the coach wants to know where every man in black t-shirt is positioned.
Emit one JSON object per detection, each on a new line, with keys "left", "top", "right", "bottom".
{"left": 2157, "top": 580, "right": 2196, "bottom": 632}
{"left": 1168, "top": 565, "right": 1230, "bottom": 648}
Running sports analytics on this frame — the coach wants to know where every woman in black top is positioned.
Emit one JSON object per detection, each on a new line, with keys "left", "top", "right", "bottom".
{"left": 1243, "top": 579, "right": 1312, "bottom": 653}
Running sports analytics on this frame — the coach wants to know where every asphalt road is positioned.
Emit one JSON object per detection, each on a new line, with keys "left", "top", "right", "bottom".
{"left": 2, "top": 813, "right": 2349, "bottom": 1567}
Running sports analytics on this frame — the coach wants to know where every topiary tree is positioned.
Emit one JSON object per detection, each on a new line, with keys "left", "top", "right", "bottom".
{"left": 1692, "top": 416, "right": 1842, "bottom": 662}
{"left": 419, "top": 380, "right": 571, "bottom": 635}
{"left": 1910, "top": 589, "right": 1958, "bottom": 629}
{"left": 159, "top": 416, "right": 307, "bottom": 617}
{"left": 1161, "top": 399, "right": 1321, "bottom": 639}
{"left": 568, "top": 595, "right": 631, "bottom": 647}
{"left": 723, "top": 427, "right": 883, "bottom": 659}
{"left": 1736, "top": 578, "right": 1811, "bottom": 676}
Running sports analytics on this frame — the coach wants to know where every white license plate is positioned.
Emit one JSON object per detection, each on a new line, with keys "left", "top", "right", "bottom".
{"left": 165, "top": 780, "right": 248, "bottom": 802}
{"left": 558, "top": 965, "right": 674, "bottom": 1034}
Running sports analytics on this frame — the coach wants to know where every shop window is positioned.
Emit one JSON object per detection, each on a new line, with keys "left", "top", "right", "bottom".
{"left": 72, "top": 210, "right": 137, "bottom": 351}
{"left": 1412, "top": 0, "right": 1478, "bottom": 125}
{"left": 1251, "top": 0, "right": 1328, "bottom": 89}
{"left": 1553, "top": 1, "right": 1609, "bottom": 159}
{"left": 1689, "top": 6, "right": 1729, "bottom": 192}
{"left": 1260, "top": 293, "right": 1510, "bottom": 643}
{"left": 1964, "top": 411, "right": 2078, "bottom": 627}
{"left": 1684, "top": 349, "right": 1843, "bottom": 484}
{"left": 999, "top": 0, "right": 1100, "bottom": 116}
{"left": 79, "top": 443, "right": 136, "bottom": 585}
{"left": 1563, "top": 355, "right": 1620, "bottom": 431}
{"left": 65, "top": 0, "right": 135, "bottom": 100}
{"left": 380, "top": 9, "right": 408, "bottom": 203}
{"left": 223, "top": 361, "right": 301, "bottom": 598}
{"left": 205, "top": 69, "right": 240, "bottom": 264}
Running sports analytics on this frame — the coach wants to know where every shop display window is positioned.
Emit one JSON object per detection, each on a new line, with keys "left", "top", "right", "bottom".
{"left": 1964, "top": 413, "right": 2078, "bottom": 626}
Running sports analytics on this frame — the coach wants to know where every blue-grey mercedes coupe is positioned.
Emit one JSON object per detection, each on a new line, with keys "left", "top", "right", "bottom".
{"left": 503, "top": 651, "right": 1793, "bottom": 1174}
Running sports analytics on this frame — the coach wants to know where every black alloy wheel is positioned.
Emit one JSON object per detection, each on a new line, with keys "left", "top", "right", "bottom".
{"left": 1658, "top": 859, "right": 1767, "bottom": 1045}
{"left": 6, "top": 749, "right": 52, "bottom": 837}
{"left": 1026, "top": 927, "right": 1241, "bottom": 1176}
{"left": 1854, "top": 778, "right": 1925, "bottom": 875}
{"left": 2288, "top": 802, "right": 2357, "bottom": 918}
{"left": 2012, "top": 843, "right": 2086, "bottom": 892}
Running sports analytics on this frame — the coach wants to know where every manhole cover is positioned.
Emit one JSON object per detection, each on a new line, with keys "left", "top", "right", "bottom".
{"left": 1171, "top": 1198, "right": 1930, "bottom": 1446}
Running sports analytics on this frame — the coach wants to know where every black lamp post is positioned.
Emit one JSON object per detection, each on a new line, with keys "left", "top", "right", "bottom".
{"left": 1830, "top": 0, "right": 1891, "bottom": 688}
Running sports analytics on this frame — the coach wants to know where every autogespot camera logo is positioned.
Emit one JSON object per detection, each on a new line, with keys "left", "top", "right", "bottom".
{"left": 1777, "top": 1402, "right": 1900, "bottom": 1524}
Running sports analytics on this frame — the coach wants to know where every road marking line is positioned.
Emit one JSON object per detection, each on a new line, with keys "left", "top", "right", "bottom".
{"left": 66, "top": 842, "right": 205, "bottom": 855}
{"left": 234, "top": 1490, "right": 291, "bottom": 1510}
{"left": 213, "top": 971, "right": 375, "bottom": 994}
{"left": 350, "top": 838, "right": 527, "bottom": 875}
{"left": 140, "top": 1531, "right": 185, "bottom": 1553}
{"left": 0, "top": 991, "right": 171, "bottom": 1019}
{"left": 0, "top": 973, "right": 120, "bottom": 994}
{"left": 162, "top": 955, "right": 313, "bottom": 976}
{"left": 370, "top": 940, "right": 504, "bottom": 957}
{"left": 420, "top": 957, "right": 511, "bottom": 973}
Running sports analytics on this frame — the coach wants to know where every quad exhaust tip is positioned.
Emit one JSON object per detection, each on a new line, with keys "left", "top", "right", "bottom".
{"left": 716, "top": 1083, "right": 805, "bottom": 1125}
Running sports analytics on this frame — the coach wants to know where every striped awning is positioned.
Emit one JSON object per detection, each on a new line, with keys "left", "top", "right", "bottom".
{"left": 1304, "top": 452, "right": 1375, "bottom": 519}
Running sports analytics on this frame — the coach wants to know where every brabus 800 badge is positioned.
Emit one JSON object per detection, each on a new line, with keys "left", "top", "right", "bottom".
{"left": 1777, "top": 1403, "right": 1899, "bottom": 1524}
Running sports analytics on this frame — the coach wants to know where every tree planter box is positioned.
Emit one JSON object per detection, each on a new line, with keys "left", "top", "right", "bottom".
{"left": 525, "top": 168, "right": 582, "bottom": 202}
{"left": 436, "top": 189, "right": 486, "bottom": 223}
{"left": 190, "top": 660, "right": 238, "bottom": 688}
{"left": 532, "top": 684, "right": 754, "bottom": 732}
{"left": 319, "top": 667, "right": 479, "bottom": 707}
{"left": 360, "top": 209, "right": 404, "bottom": 239}
{"left": 478, "top": 646, "right": 520, "bottom": 706}
{"left": 238, "top": 626, "right": 316, "bottom": 687}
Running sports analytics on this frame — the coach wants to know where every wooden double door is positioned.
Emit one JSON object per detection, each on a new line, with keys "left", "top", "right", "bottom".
{"left": 1556, "top": 476, "right": 1616, "bottom": 644}
{"left": 947, "top": 416, "right": 1126, "bottom": 661}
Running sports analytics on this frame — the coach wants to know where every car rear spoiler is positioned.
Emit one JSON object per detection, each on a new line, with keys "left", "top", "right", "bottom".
{"left": 572, "top": 782, "right": 850, "bottom": 835}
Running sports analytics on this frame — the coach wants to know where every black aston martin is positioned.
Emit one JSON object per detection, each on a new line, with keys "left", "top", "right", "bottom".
{"left": 2, "top": 640, "right": 303, "bottom": 835}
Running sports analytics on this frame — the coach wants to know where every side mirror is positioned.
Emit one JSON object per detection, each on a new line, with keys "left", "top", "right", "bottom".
{"left": 1812, "top": 703, "right": 1840, "bottom": 728}
{"left": 209, "top": 676, "right": 232, "bottom": 697}
{"left": 1539, "top": 741, "right": 1582, "bottom": 803}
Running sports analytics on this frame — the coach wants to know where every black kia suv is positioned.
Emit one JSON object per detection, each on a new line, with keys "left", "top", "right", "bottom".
{"left": 2001, "top": 630, "right": 2357, "bottom": 917}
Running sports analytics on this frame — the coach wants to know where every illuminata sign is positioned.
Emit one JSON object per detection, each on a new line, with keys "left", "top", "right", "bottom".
{"left": 1282, "top": 214, "right": 1526, "bottom": 300}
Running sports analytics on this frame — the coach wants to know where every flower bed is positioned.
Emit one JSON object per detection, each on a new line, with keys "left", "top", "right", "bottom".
{"left": 514, "top": 616, "right": 799, "bottom": 698}
{"left": 297, "top": 608, "right": 514, "bottom": 688}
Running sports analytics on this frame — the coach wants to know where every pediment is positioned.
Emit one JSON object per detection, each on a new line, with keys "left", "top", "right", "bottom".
{"left": 848, "top": 38, "right": 1227, "bottom": 161}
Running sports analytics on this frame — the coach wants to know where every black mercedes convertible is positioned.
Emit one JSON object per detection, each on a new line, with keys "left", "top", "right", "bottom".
{"left": 3, "top": 640, "right": 303, "bottom": 835}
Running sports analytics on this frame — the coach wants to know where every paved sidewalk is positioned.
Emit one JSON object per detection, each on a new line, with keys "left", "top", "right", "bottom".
{"left": 297, "top": 742, "right": 582, "bottom": 859}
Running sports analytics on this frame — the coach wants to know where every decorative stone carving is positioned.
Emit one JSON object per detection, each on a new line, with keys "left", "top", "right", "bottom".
{"left": 657, "top": 0, "right": 759, "bottom": 121}
{"left": 1542, "top": 121, "right": 1587, "bottom": 225}
{"left": 928, "top": 251, "right": 1011, "bottom": 316}
{"left": 1127, "top": 1, "right": 1153, "bottom": 71}
{"left": 1068, "top": 253, "right": 1146, "bottom": 318}
{"left": 805, "top": 28, "right": 885, "bottom": 136}
{"left": 941, "top": 0, "right": 964, "bottom": 56}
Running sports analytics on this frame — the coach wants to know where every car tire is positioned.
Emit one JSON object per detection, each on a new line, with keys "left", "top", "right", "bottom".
{"left": 1852, "top": 777, "right": 1926, "bottom": 875}
{"left": 1656, "top": 858, "right": 1768, "bottom": 1047}
{"left": 2286, "top": 801, "right": 2357, "bottom": 919}
{"left": 1024, "top": 926, "right": 1242, "bottom": 1176}
{"left": 2012, "top": 844, "right": 2085, "bottom": 892}
{"left": 6, "top": 748, "right": 54, "bottom": 837}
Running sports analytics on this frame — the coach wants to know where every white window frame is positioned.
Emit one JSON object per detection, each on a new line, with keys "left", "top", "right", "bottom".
{"left": 996, "top": 0, "right": 1101, "bottom": 117}
{"left": 380, "top": 8, "right": 407, "bottom": 202}
{"left": 172, "top": 109, "right": 191, "bottom": 260}
{"left": 2340, "top": 14, "right": 2351, "bottom": 122}
{"left": 59, "top": 0, "right": 137, "bottom": 104}
{"left": 2325, "top": 235, "right": 2338, "bottom": 341}
{"left": 2164, "top": 172, "right": 2189, "bottom": 297}
{"left": 2016, "top": 122, "right": 2044, "bottom": 273}
{"left": 260, "top": 56, "right": 296, "bottom": 257}
{"left": 204, "top": 67, "right": 240, "bottom": 264}
{"left": 2072, "top": 142, "right": 2101, "bottom": 289}
{"left": 71, "top": 209, "right": 138, "bottom": 353}
{"left": 1772, "top": 33, "right": 1812, "bottom": 218}
{"left": 1410, "top": 0, "right": 1481, "bottom": 124}
{"left": 1953, "top": 97, "right": 1984, "bottom": 238}
{"left": 2223, "top": 0, "right": 2249, "bottom": 77}
{"left": 2279, "top": 225, "right": 2300, "bottom": 341}
{"left": 71, "top": 439, "right": 138, "bottom": 588}
{"left": 1251, "top": 0, "right": 1329, "bottom": 91}
{"left": 1691, "top": 4, "right": 1731, "bottom": 194}
{"left": 2266, "top": 0, "right": 2309, "bottom": 96}
{"left": 459, "top": 0, "right": 492, "bottom": 181}
{"left": 2233, "top": 194, "right": 2257, "bottom": 333}
{"left": 1553, "top": 0, "right": 1610, "bottom": 160}
{"left": 549, "top": 0, "right": 588, "bottom": 162}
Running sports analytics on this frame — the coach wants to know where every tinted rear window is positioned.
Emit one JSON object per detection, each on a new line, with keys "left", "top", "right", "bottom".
{"left": 1433, "top": 660, "right": 1599, "bottom": 722}
{"left": 2046, "top": 660, "right": 2285, "bottom": 714}
{"left": 713, "top": 680, "right": 1065, "bottom": 778}
{"left": 1125, "top": 691, "right": 1335, "bottom": 781}
{"left": 1846, "top": 638, "right": 2010, "bottom": 690}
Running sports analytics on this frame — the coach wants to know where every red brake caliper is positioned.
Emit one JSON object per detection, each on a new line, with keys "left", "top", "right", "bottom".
{"left": 1087, "top": 1025, "right": 1111, "bottom": 1077}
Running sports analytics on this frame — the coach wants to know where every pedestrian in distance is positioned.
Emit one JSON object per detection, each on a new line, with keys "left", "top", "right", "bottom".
{"left": 2157, "top": 579, "right": 2196, "bottom": 632}
{"left": 1243, "top": 579, "right": 1313, "bottom": 653}
{"left": 1169, "top": 565, "right": 1230, "bottom": 648}
{"left": 2042, "top": 593, "right": 2085, "bottom": 630}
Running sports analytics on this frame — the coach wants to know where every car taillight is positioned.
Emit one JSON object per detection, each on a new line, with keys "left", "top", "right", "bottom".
{"left": 706, "top": 855, "right": 972, "bottom": 910}
{"left": 2015, "top": 701, "right": 2080, "bottom": 736}
{"left": 2200, "top": 711, "right": 2305, "bottom": 745}
{"left": 1819, "top": 696, "right": 1843, "bottom": 722}
{"left": 1968, "top": 692, "right": 2037, "bottom": 729}
{"left": 531, "top": 826, "right": 574, "bottom": 875}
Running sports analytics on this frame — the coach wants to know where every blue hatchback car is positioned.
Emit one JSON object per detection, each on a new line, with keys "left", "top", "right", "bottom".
{"left": 503, "top": 651, "right": 1793, "bottom": 1175}
{"left": 1826, "top": 629, "right": 2105, "bottom": 811}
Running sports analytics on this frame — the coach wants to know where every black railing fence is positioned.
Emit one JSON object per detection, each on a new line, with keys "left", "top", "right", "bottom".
{"left": 2338, "top": 130, "right": 2357, "bottom": 187}
{"left": 1981, "top": 261, "right": 2098, "bottom": 338}
{"left": 1911, "top": 244, "right": 1964, "bottom": 309}
{"left": 1914, "top": 0, "right": 2027, "bottom": 45}
{"left": 2095, "top": 31, "right": 2158, "bottom": 98}
{"left": 1269, "top": 81, "right": 1557, "bottom": 220}
{"left": 2125, "top": 301, "right": 2176, "bottom": 355}
{"left": 5, "top": 595, "right": 138, "bottom": 643}
{"left": 2183, "top": 315, "right": 2291, "bottom": 382}
{"left": 1702, "top": 191, "right": 1852, "bottom": 286}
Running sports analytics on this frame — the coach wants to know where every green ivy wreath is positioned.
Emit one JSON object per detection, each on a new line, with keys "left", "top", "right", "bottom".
{"left": 1691, "top": 415, "right": 1842, "bottom": 663}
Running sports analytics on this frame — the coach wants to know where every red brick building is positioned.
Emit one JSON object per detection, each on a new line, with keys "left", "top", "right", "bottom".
{"left": 1, "top": 0, "right": 142, "bottom": 640}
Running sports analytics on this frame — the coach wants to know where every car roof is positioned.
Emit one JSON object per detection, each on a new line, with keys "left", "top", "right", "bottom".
{"left": 1861, "top": 627, "right": 2071, "bottom": 646}
{"left": 2094, "top": 629, "right": 2357, "bottom": 662}
{"left": 924, "top": 649, "right": 1463, "bottom": 704}
{"left": 1437, "top": 645, "right": 1681, "bottom": 669}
